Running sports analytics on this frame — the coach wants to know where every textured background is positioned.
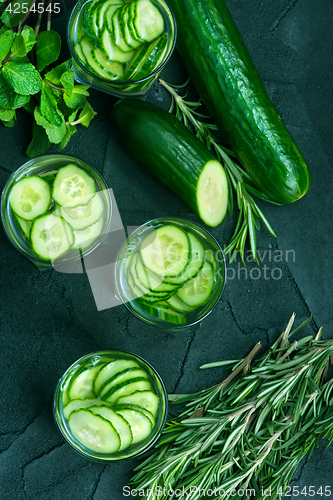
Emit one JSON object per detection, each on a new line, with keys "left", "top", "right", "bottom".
{"left": 0, "top": 0, "right": 333, "bottom": 498}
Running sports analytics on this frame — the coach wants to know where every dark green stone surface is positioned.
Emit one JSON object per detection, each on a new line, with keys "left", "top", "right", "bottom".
{"left": 0, "top": 0, "right": 332, "bottom": 498}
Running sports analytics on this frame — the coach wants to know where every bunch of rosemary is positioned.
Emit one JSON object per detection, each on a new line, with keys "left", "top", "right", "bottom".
{"left": 159, "top": 79, "right": 278, "bottom": 265}
{"left": 131, "top": 315, "right": 333, "bottom": 499}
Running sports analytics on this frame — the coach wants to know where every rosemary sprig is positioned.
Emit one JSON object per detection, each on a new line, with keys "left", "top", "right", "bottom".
{"left": 130, "top": 315, "right": 333, "bottom": 499}
{"left": 159, "top": 79, "right": 278, "bottom": 264}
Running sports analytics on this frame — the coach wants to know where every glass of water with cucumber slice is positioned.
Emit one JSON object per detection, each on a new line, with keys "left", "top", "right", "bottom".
{"left": 67, "top": 0, "right": 176, "bottom": 97}
{"left": 53, "top": 349, "right": 168, "bottom": 461}
{"left": 116, "top": 217, "right": 226, "bottom": 331}
{"left": 1, "top": 154, "right": 112, "bottom": 270}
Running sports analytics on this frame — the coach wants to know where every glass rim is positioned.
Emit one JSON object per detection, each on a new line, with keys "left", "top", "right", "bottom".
{"left": 67, "top": 0, "right": 177, "bottom": 87}
{"left": 0, "top": 153, "right": 112, "bottom": 265}
{"left": 53, "top": 348, "right": 168, "bottom": 462}
{"left": 115, "top": 216, "right": 227, "bottom": 331}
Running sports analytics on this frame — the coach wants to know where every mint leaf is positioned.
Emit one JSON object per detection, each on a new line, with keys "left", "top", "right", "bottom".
{"left": 45, "top": 60, "right": 71, "bottom": 86}
{"left": 0, "top": 31, "right": 15, "bottom": 62}
{"left": 60, "top": 71, "right": 74, "bottom": 94}
{"left": 72, "top": 85, "right": 90, "bottom": 96}
{"left": 59, "top": 123, "right": 77, "bottom": 150}
{"left": 0, "top": 106, "right": 15, "bottom": 121}
{"left": 35, "top": 30, "right": 61, "bottom": 72}
{"left": 0, "top": 80, "right": 30, "bottom": 108}
{"left": 1, "top": 0, "right": 34, "bottom": 28}
{"left": 20, "top": 26, "right": 36, "bottom": 53}
{"left": 2, "top": 60, "right": 42, "bottom": 95}
{"left": 34, "top": 106, "right": 66, "bottom": 144}
{"left": 2, "top": 113, "right": 16, "bottom": 127}
{"left": 40, "top": 82, "right": 64, "bottom": 126}
{"left": 10, "top": 33, "right": 27, "bottom": 58}
{"left": 77, "top": 101, "right": 97, "bottom": 127}
{"left": 64, "top": 89, "right": 86, "bottom": 110}
{"left": 26, "top": 121, "right": 51, "bottom": 157}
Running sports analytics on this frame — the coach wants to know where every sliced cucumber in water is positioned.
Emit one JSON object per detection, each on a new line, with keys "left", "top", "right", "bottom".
{"left": 177, "top": 261, "right": 215, "bottom": 307}
{"left": 99, "top": 368, "right": 149, "bottom": 399}
{"left": 73, "top": 217, "right": 104, "bottom": 250}
{"left": 103, "top": 377, "right": 152, "bottom": 403}
{"left": 9, "top": 176, "right": 51, "bottom": 221}
{"left": 164, "top": 232, "right": 205, "bottom": 285}
{"left": 116, "top": 389, "right": 159, "bottom": 417}
{"left": 140, "top": 225, "right": 190, "bottom": 278}
{"left": 68, "top": 364, "right": 104, "bottom": 400}
{"left": 52, "top": 163, "right": 96, "bottom": 208}
{"left": 30, "top": 214, "right": 74, "bottom": 260}
{"left": 15, "top": 216, "right": 32, "bottom": 239}
{"left": 114, "top": 407, "right": 152, "bottom": 444}
{"left": 59, "top": 192, "right": 104, "bottom": 231}
{"left": 130, "top": 0, "right": 164, "bottom": 42}
{"left": 93, "top": 358, "right": 140, "bottom": 396}
{"left": 89, "top": 405, "right": 133, "bottom": 450}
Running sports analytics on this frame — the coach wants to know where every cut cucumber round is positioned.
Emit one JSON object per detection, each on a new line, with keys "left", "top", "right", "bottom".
{"left": 164, "top": 232, "right": 205, "bottom": 285}
{"left": 30, "top": 214, "right": 74, "bottom": 260}
{"left": 130, "top": 0, "right": 164, "bottom": 43}
{"left": 73, "top": 217, "right": 104, "bottom": 250}
{"left": 89, "top": 405, "right": 133, "bottom": 450}
{"left": 68, "top": 409, "right": 121, "bottom": 453}
{"left": 99, "top": 368, "right": 149, "bottom": 399}
{"left": 177, "top": 261, "right": 214, "bottom": 307}
{"left": 138, "top": 301, "right": 186, "bottom": 325}
{"left": 15, "top": 216, "right": 32, "bottom": 239}
{"left": 9, "top": 176, "right": 51, "bottom": 221}
{"left": 103, "top": 377, "right": 152, "bottom": 404}
{"left": 167, "top": 294, "right": 196, "bottom": 313}
{"left": 116, "top": 390, "right": 159, "bottom": 416}
{"left": 59, "top": 192, "right": 104, "bottom": 231}
{"left": 93, "top": 359, "right": 140, "bottom": 396}
{"left": 63, "top": 398, "right": 109, "bottom": 420}
{"left": 140, "top": 225, "right": 190, "bottom": 278}
{"left": 197, "top": 160, "right": 229, "bottom": 228}
{"left": 114, "top": 403, "right": 155, "bottom": 426}
{"left": 133, "top": 33, "right": 168, "bottom": 80}
{"left": 52, "top": 164, "right": 96, "bottom": 208}
{"left": 114, "top": 407, "right": 152, "bottom": 444}
{"left": 68, "top": 364, "right": 104, "bottom": 400}
{"left": 99, "top": 27, "right": 135, "bottom": 62}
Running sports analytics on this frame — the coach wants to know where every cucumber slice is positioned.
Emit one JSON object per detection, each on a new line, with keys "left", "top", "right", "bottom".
{"left": 197, "top": 160, "right": 229, "bottom": 228}
{"left": 68, "top": 364, "right": 104, "bottom": 400}
{"left": 130, "top": 0, "right": 164, "bottom": 43}
{"left": 115, "top": 407, "right": 152, "bottom": 444}
{"left": 73, "top": 42, "right": 87, "bottom": 66}
{"left": 30, "top": 214, "right": 74, "bottom": 260}
{"left": 82, "top": 0, "right": 100, "bottom": 46}
{"left": 167, "top": 294, "right": 196, "bottom": 313}
{"left": 15, "top": 216, "right": 32, "bottom": 239}
{"left": 134, "top": 32, "right": 168, "bottom": 80}
{"left": 112, "top": 9, "right": 135, "bottom": 52}
{"left": 99, "top": 28, "right": 135, "bottom": 62}
{"left": 138, "top": 301, "right": 186, "bottom": 325}
{"left": 104, "top": 378, "right": 152, "bottom": 404}
{"left": 89, "top": 405, "right": 133, "bottom": 450}
{"left": 99, "top": 368, "right": 149, "bottom": 399}
{"left": 116, "top": 390, "right": 159, "bottom": 416}
{"left": 93, "top": 358, "right": 140, "bottom": 396}
{"left": 52, "top": 164, "right": 96, "bottom": 208}
{"left": 120, "top": 8, "right": 142, "bottom": 49}
{"left": 163, "top": 233, "right": 205, "bottom": 285}
{"left": 68, "top": 409, "right": 121, "bottom": 453}
{"left": 9, "top": 176, "right": 51, "bottom": 221}
{"left": 92, "top": 48, "right": 125, "bottom": 79}
{"left": 114, "top": 403, "right": 155, "bottom": 426}
{"left": 59, "top": 192, "right": 104, "bottom": 231}
{"left": 73, "top": 217, "right": 104, "bottom": 250}
{"left": 63, "top": 398, "right": 110, "bottom": 420}
{"left": 135, "top": 255, "right": 179, "bottom": 293}
{"left": 177, "top": 261, "right": 215, "bottom": 307}
{"left": 140, "top": 225, "right": 190, "bottom": 278}
{"left": 96, "top": 0, "right": 123, "bottom": 31}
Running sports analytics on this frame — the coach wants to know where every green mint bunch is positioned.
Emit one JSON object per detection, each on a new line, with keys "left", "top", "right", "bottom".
{"left": 0, "top": 2, "right": 96, "bottom": 157}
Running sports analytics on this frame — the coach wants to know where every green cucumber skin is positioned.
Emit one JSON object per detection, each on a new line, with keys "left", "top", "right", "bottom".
{"left": 167, "top": 0, "right": 311, "bottom": 204}
{"left": 111, "top": 98, "right": 219, "bottom": 217}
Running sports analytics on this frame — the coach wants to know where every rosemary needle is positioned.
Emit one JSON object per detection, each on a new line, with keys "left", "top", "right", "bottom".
{"left": 159, "top": 78, "right": 277, "bottom": 264}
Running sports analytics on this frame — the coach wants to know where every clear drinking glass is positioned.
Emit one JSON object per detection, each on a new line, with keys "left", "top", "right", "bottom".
{"left": 53, "top": 349, "right": 168, "bottom": 461}
{"left": 67, "top": 0, "right": 177, "bottom": 97}
{"left": 1, "top": 154, "right": 112, "bottom": 270}
{"left": 116, "top": 217, "right": 226, "bottom": 332}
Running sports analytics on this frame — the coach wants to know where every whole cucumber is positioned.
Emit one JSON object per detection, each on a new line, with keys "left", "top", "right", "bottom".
{"left": 167, "top": 0, "right": 311, "bottom": 204}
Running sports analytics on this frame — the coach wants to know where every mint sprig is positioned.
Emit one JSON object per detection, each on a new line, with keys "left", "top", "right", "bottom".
{"left": 0, "top": 1, "right": 96, "bottom": 157}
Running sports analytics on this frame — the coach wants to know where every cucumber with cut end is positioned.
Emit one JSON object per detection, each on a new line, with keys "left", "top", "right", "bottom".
{"left": 177, "top": 261, "right": 214, "bottom": 308}
{"left": 30, "top": 214, "right": 74, "bottom": 260}
{"left": 116, "top": 390, "right": 159, "bottom": 416}
{"left": 52, "top": 163, "right": 96, "bottom": 208}
{"left": 73, "top": 217, "right": 104, "bottom": 250}
{"left": 93, "top": 358, "right": 140, "bottom": 396}
{"left": 167, "top": 0, "right": 311, "bottom": 204}
{"left": 63, "top": 398, "right": 111, "bottom": 420}
{"left": 59, "top": 192, "right": 104, "bottom": 231}
{"left": 9, "top": 176, "right": 51, "bottom": 221}
{"left": 140, "top": 225, "right": 190, "bottom": 278}
{"left": 68, "top": 409, "right": 121, "bottom": 453}
{"left": 111, "top": 99, "right": 228, "bottom": 227}
{"left": 114, "top": 407, "right": 152, "bottom": 444}
{"left": 89, "top": 405, "right": 133, "bottom": 450}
